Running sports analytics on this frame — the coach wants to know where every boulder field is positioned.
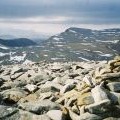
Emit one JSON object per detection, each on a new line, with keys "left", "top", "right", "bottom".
{"left": 0, "top": 56, "right": 120, "bottom": 120}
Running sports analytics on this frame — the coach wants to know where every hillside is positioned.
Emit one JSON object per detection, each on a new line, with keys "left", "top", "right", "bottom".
{"left": 0, "top": 27, "right": 120, "bottom": 65}
{"left": 45, "top": 27, "right": 120, "bottom": 61}
{"left": 0, "top": 38, "right": 37, "bottom": 47}
{"left": 0, "top": 56, "right": 120, "bottom": 119}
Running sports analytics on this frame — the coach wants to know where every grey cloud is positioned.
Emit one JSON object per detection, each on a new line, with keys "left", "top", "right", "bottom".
{"left": 0, "top": 0, "right": 120, "bottom": 24}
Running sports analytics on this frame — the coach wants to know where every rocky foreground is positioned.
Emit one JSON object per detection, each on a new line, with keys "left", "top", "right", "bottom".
{"left": 0, "top": 57, "right": 120, "bottom": 120}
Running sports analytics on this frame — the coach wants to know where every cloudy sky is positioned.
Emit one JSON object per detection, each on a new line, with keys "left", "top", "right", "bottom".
{"left": 0, "top": 0, "right": 120, "bottom": 36}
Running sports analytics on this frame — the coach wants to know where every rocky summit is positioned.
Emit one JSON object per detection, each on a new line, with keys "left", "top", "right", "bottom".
{"left": 0, "top": 56, "right": 120, "bottom": 120}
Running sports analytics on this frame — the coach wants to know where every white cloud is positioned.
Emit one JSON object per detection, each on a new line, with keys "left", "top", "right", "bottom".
{"left": 0, "top": 16, "right": 70, "bottom": 24}
{"left": 0, "top": 21, "right": 120, "bottom": 36}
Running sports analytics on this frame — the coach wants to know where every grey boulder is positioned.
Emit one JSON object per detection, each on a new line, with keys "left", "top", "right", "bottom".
{"left": 18, "top": 99, "right": 60, "bottom": 114}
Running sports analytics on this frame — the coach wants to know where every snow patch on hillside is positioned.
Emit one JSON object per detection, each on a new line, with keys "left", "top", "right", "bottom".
{"left": 10, "top": 53, "right": 26, "bottom": 62}
{"left": 0, "top": 45, "right": 9, "bottom": 50}
{"left": 99, "top": 54, "right": 113, "bottom": 57}
{"left": 0, "top": 52, "right": 9, "bottom": 57}
{"left": 78, "top": 56, "right": 90, "bottom": 61}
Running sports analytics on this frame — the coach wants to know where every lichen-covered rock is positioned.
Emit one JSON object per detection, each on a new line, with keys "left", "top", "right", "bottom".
{"left": 0, "top": 88, "right": 27, "bottom": 104}
{"left": 56, "top": 89, "right": 79, "bottom": 104}
{"left": 77, "top": 92, "right": 94, "bottom": 106}
{"left": 18, "top": 93, "right": 39, "bottom": 103}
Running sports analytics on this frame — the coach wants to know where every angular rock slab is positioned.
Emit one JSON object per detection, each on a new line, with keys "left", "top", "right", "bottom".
{"left": 25, "top": 84, "right": 38, "bottom": 93}
{"left": 78, "top": 112, "right": 103, "bottom": 120}
{"left": 91, "top": 84, "right": 109, "bottom": 103}
{"left": 107, "top": 82, "right": 120, "bottom": 92}
{"left": 18, "top": 99, "right": 60, "bottom": 115}
{"left": 69, "top": 110, "right": 102, "bottom": 120}
{"left": 1, "top": 88, "right": 27, "bottom": 104}
{"left": 0, "top": 105, "right": 19, "bottom": 119}
{"left": 39, "top": 83, "right": 62, "bottom": 93}
{"left": 108, "top": 92, "right": 120, "bottom": 105}
{"left": 47, "top": 110, "right": 67, "bottom": 120}
{"left": 19, "top": 110, "right": 51, "bottom": 120}
{"left": 85, "top": 99, "right": 111, "bottom": 114}
{"left": 60, "top": 83, "right": 76, "bottom": 94}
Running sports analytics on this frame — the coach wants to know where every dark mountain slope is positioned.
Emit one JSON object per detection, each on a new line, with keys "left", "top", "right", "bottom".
{"left": 0, "top": 38, "right": 37, "bottom": 47}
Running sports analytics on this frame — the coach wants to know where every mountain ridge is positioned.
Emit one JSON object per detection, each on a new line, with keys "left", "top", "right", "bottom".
{"left": 0, "top": 38, "right": 37, "bottom": 47}
{"left": 0, "top": 27, "right": 120, "bottom": 65}
{"left": 44, "top": 27, "right": 120, "bottom": 61}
